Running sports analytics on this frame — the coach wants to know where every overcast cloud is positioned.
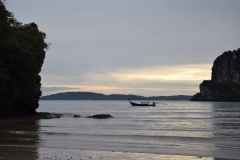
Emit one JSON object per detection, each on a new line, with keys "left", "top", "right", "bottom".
{"left": 5, "top": 0, "right": 240, "bottom": 96}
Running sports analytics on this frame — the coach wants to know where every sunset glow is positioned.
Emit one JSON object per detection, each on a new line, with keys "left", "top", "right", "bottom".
{"left": 41, "top": 64, "right": 211, "bottom": 96}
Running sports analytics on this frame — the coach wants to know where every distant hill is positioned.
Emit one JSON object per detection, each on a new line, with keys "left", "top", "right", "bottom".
{"left": 40, "top": 92, "right": 191, "bottom": 100}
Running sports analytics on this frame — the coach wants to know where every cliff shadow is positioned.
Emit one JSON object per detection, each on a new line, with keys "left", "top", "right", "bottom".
{"left": 0, "top": 118, "right": 40, "bottom": 160}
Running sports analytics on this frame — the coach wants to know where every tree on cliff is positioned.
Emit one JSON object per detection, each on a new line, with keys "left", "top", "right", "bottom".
{"left": 0, "top": 0, "right": 49, "bottom": 115}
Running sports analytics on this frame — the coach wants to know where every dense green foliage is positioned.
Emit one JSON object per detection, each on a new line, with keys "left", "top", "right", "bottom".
{"left": 0, "top": 1, "right": 48, "bottom": 115}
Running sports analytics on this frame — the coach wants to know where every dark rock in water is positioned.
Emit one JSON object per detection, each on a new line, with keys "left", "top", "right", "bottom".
{"left": 191, "top": 48, "right": 240, "bottom": 101}
{"left": 34, "top": 112, "right": 62, "bottom": 119}
{"left": 49, "top": 113, "right": 61, "bottom": 119}
{"left": 73, "top": 114, "right": 81, "bottom": 118}
{"left": 0, "top": 1, "right": 49, "bottom": 116}
{"left": 87, "top": 114, "right": 113, "bottom": 119}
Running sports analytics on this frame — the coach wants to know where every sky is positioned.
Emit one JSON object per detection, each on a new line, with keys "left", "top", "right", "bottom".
{"left": 5, "top": 0, "right": 240, "bottom": 96}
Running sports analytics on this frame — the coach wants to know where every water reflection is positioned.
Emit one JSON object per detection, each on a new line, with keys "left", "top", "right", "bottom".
{"left": 211, "top": 102, "right": 240, "bottom": 159}
{"left": 0, "top": 118, "right": 39, "bottom": 160}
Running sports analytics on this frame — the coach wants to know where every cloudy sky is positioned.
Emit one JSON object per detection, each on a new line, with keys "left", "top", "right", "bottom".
{"left": 5, "top": 0, "right": 240, "bottom": 96}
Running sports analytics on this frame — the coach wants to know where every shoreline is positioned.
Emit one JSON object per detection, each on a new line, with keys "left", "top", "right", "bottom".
{"left": 0, "top": 112, "right": 63, "bottom": 121}
{"left": 0, "top": 112, "right": 112, "bottom": 121}
{"left": 0, "top": 145, "right": 222, "bottom": 160}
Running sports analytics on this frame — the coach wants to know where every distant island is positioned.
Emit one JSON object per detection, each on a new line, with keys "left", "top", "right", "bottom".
{"left": 40, "top": 92, "right": 191, "bottom": 100}
{"left": 191, "top": 48, "right": 240, "bottom": 101}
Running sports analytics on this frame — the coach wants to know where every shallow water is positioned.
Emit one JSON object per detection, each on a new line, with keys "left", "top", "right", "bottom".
{"left": 1, "top": 100, "right": 240, "bottom": 159}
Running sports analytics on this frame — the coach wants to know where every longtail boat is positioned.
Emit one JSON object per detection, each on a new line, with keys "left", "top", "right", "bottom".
{"left": 128, "top": 99, "right": 156, "bottom": 106}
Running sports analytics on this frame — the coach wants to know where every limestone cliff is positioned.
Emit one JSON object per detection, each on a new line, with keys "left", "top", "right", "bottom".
{"left": 191, "top": 49, "right": 240, "bottom": 101}
{"left": 212, "top": 50, "right": 240, "bottom": 85}
{"left": 0, "top": 1, "right": 48, "bottom": 115}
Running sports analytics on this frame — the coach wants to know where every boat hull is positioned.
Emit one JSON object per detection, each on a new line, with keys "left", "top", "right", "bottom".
{"left": 130, "top": 102, "right": 155, "bottom": 106}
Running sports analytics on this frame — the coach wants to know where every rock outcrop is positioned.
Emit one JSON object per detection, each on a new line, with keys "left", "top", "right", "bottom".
{"left": 191, "top": 49, "right": 240, "bottom": 101}
{"left": 0, "top": 1, "right": 48, "bottom": 115}
{"left": 86, "top": 114, "right": 113, "bottom": 119}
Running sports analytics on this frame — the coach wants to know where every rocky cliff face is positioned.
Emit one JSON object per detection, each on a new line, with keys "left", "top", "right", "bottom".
{"left": 191, "top": 49, "right": 240, "bottom": 101}
{"left": 212, "top": 50, "right": 240, "bottom": 85}
{"left": 0, "top": 1, "right": 48, "bottom": 115}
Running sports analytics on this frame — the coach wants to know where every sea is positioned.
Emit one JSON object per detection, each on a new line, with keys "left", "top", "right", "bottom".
{"left": 36, "top": 100, "right": 240, "bottom": 159}
{"left": 1, "top": 100, "right": 240, "bottom": 160}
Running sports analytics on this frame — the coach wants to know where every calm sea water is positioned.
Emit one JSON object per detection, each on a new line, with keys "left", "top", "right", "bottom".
{"left": 37, "top": 100, "right": 240, "bottom": 159}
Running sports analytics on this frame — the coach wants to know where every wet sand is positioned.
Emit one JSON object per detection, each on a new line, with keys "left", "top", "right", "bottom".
{"left": 0, "top": 146, "right": 218, "bottom": 160}
{"left": 0, "top": 114, "right": 236, "bottom": 160}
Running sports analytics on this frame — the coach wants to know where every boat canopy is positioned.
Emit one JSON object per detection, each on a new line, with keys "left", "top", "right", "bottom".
{"left": 141, "top": 102, "right": 149, "bottom": 104}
